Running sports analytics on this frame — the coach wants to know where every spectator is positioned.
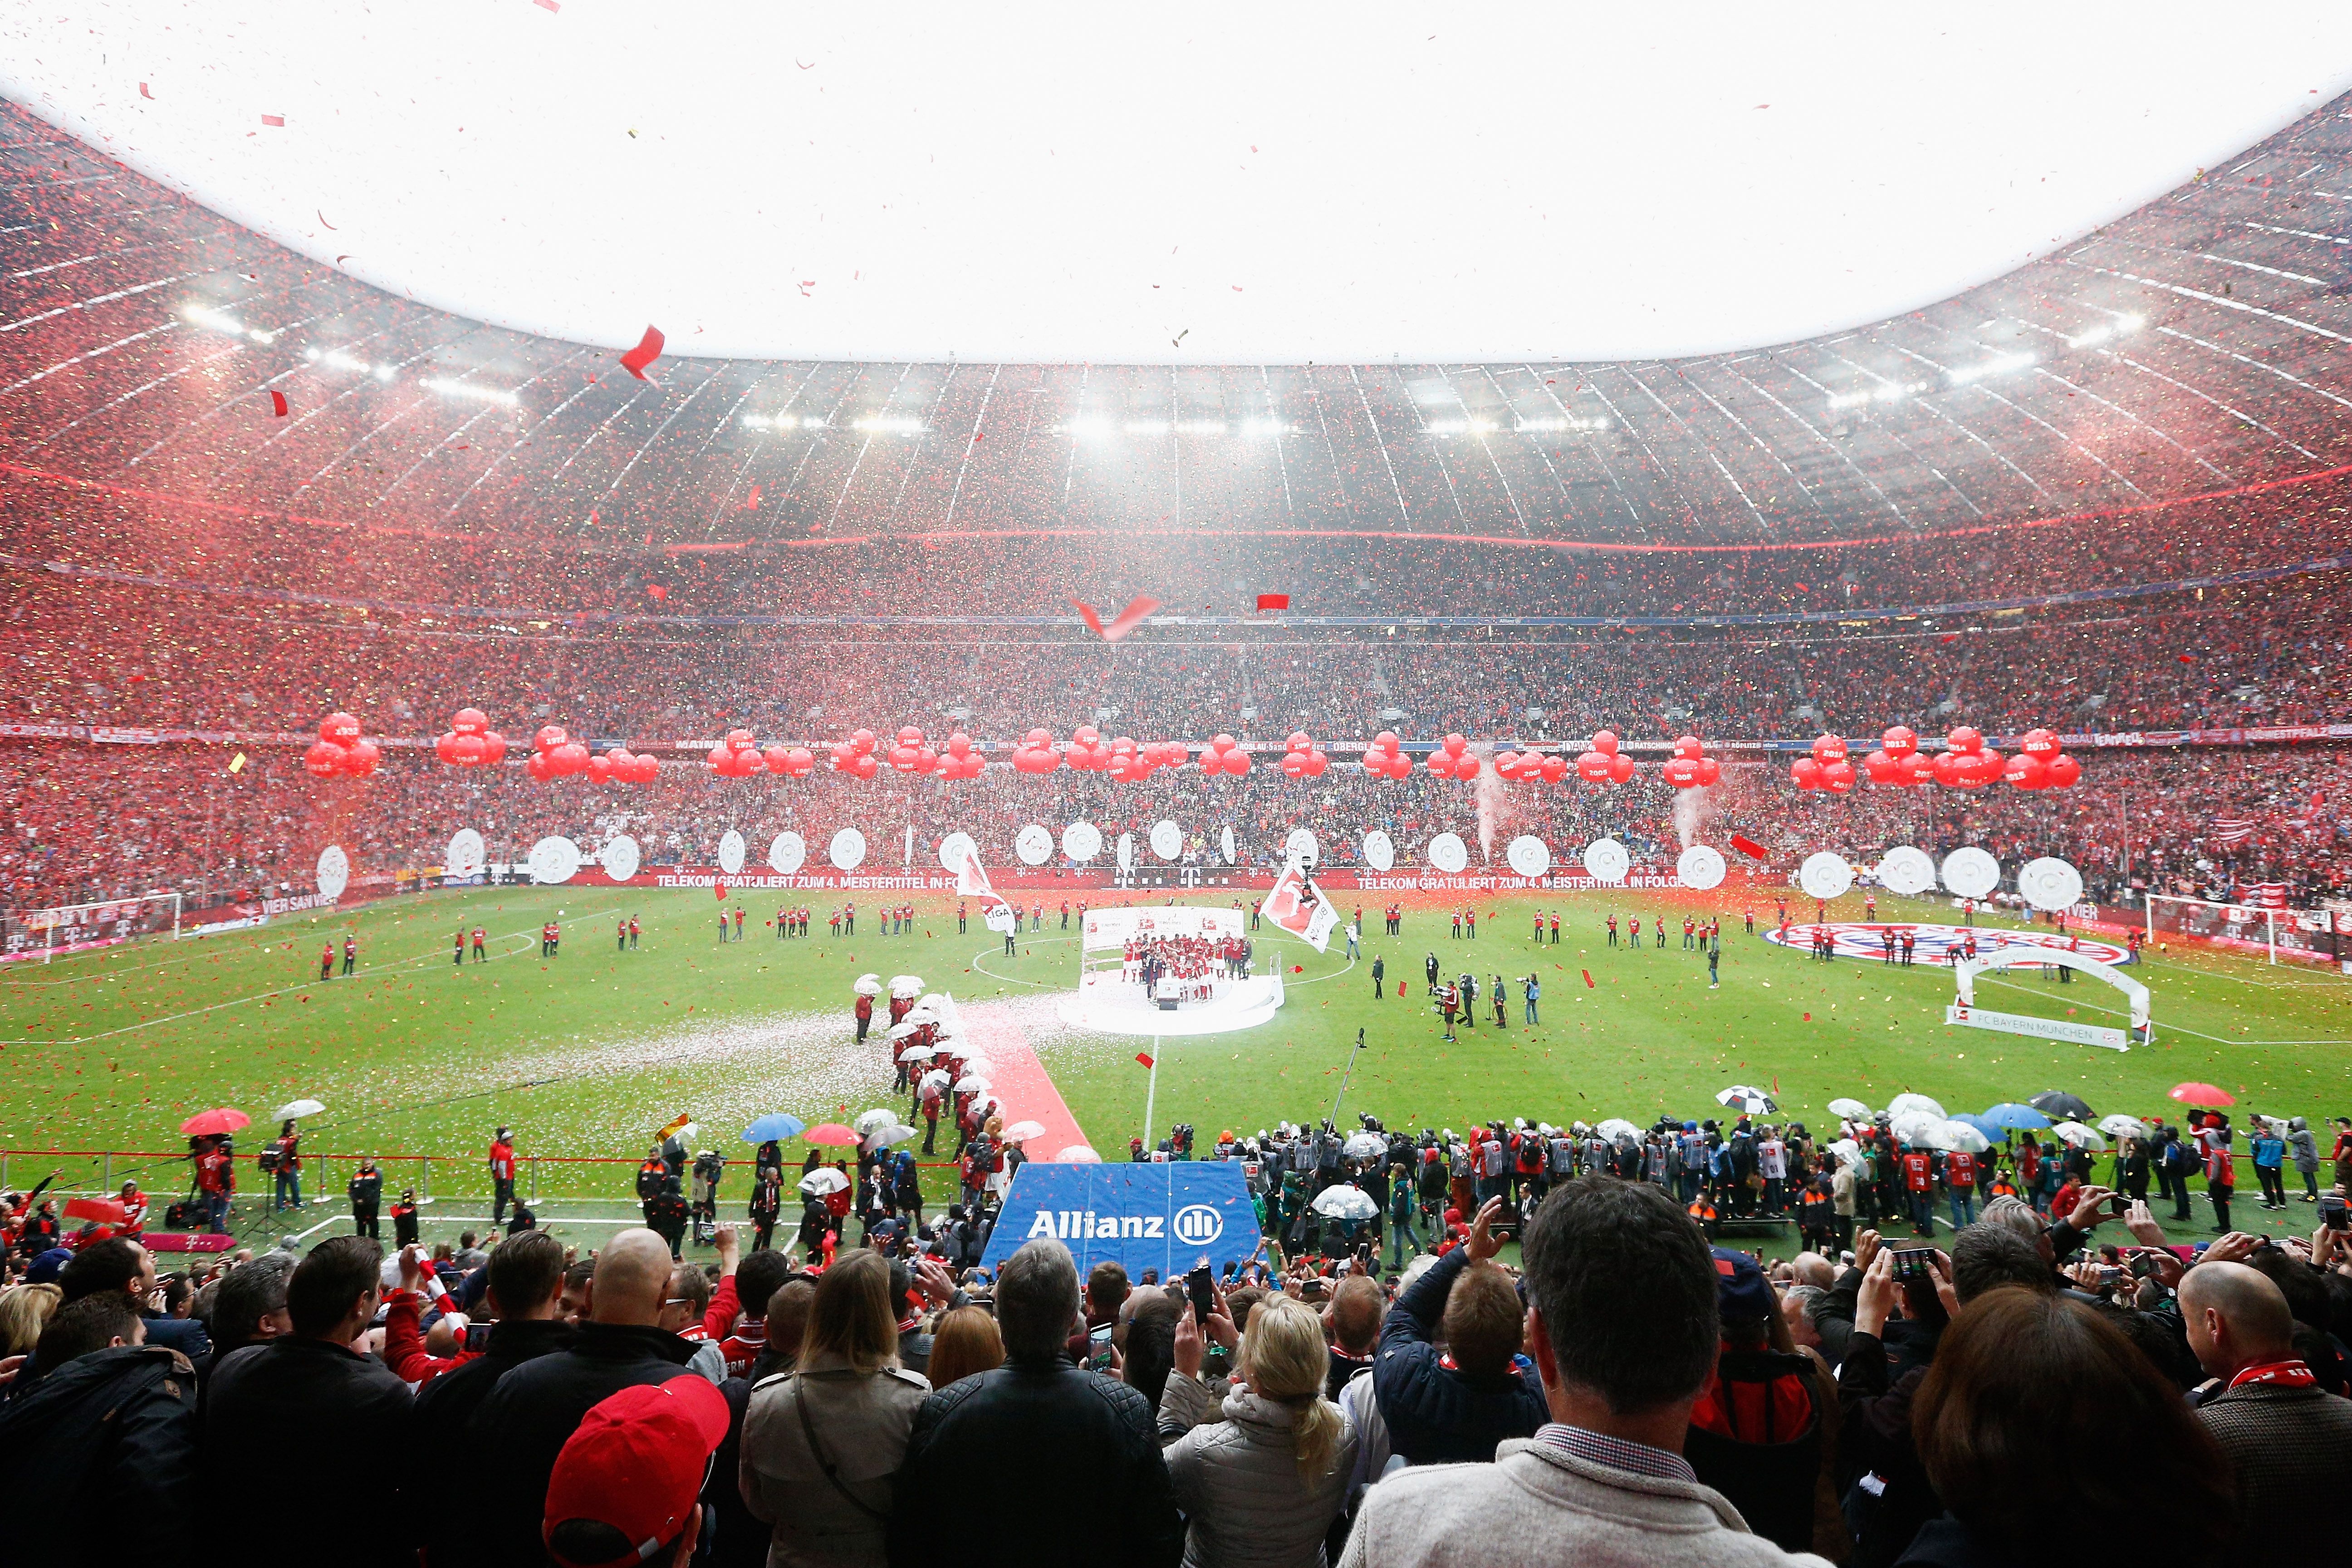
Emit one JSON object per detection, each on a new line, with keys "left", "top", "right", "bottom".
{"left": 544, "top": 1376, "right": 731, "bottom": 1568}
{"left": 1906, "top": 1289, "right": 2234, "bottom": 1564}
{"left": 204, "top": 1252, "right": 295, "bottom": 1362}
{"left": 469, "top": 1228, "right": 699, "bottom": 1566}
{"left": 1341, "top": 1177, "right": 1821, "bottom": 1568}
{"left": 887, "top": 1237, "right": 1183, "bottom": 1568}
{"left": 1160, "top": 1292, "right": 1358, "bottom": 1568}
{"left": 924, "top": 1304, "right": 1004, "bottom": 1390}
{"left": 740, "top": 1250, "right": 934, "bottom": 1568}
{"left": 1124, "top": 1291, "right": 1187, "bottom": 1412}
{"left": 2180, "top": 1260, "right": 2352, "bottom": 1559}
{"left": 657, "top": 1259, "right": 728, "bottom": 1383}
{"left": 1370, "top": 1196, "right": 1546, "bottom": 1465}
{"left": 412, "top": 1230, "right": 573, "bottom": 1435}
{"left": 0, "top": 1281, "right": 59, "bottom": 1358}
{"left": 1324, "top": 1274, "right": 1381, "bottom": 1398}
{"left": 0, "top": 1293, "right": 199, "bottom": 1551}
{"left": 1682, "top": 1248, "right": 1842, "bottom": 1558}
{"left": 751, "top": 1275, "right": 821, "bottom": 1383}
{"left": 203, "top": 1236, "right": 411, "bottom": 1567}
{"left": 55, "top": 1235, "right": 209, "bottom": 1368}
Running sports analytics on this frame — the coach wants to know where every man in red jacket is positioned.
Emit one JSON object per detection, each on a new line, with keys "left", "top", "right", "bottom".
{"left": 1899, "top": 1146, "right": 1936, "bottom": 1235}
{"left": 489, "top": 1127, "right": 517, "bottom": 1226}
{"left": 854, "top": 989, "right": 874, "bottom": 1042}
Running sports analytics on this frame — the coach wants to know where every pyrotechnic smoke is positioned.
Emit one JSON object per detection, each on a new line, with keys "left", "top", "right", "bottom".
{"left": 1473, "top": 750, "right": 1502, "bottom": 862}
{"left": 1672, "top": 785, "right": 1707, "bottom": 850}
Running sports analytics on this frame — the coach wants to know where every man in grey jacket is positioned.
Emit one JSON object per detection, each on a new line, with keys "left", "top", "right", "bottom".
{"left": 1341, "top": 1178, "right": 1829, "bottom": 1568}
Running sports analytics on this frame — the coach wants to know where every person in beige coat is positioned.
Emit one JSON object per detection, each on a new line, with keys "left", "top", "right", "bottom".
{"left": 741, "top": 1251, "right": 932, "bottom": 1568}
{"left": 1159, "top": 1293, "right": 1358, "bottom": 1568}
{"left": 1339, "top": 1178, "right": 1830, "bottom": 1568}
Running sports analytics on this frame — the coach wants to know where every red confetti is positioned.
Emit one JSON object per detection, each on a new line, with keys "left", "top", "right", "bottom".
{"left": 646, "top": 584, "right": 667, "bottom": 601}
{"left": 1135, "top": 1051, "right": 1156, "bottom": 1069}
{"left": 261, "top": 114, "right": 284, "bottom": 127}
{"left": 1581, "top": 969, "right": 1594, "bottom": 988}
{"left": 1072, "top": 594, "right": 1160, "bottom": 643}
{"left": 740, "top": 483, "right": 762, "bottom": 510}
{"left": 1730, "top": 834, "right": 1765, "bottom": 859}
{"left": 618, "top": 324, "right": 664, "bottom": 384}
{"left": 2177, "top": 654, "right": 2195, "bottom": 663}
{"left": 715, "top": 882, "right": 728, "bottom": 901}
{"left": 535, "top": 0, "right": 560, "bottom": 9}
{"left": 1256, "top": 593, "right": 1290, "bottom": 611}
{"left": 1803, "top": 1012, "right": 1812, "bottom": 1022}
{"left": 268, "top": 389, "right": 288, "bottom": 417}
{"left": 139, "top": 83, "right": 152, "bottom": 99}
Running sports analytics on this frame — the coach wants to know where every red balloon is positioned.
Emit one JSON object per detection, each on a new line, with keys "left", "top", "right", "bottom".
{"left": 1374, "top": 730, "right": 1399, "bottom": 752}
{"left": 319, "top": 712, "right": 362, "bottom": 745}
{"left": 706, "top": 745, "right": 733, "bottom": 772}
{"left": 1696, "top": 756, "right": 1720, "bottom": 787}
{"left": 763, "top": 745, "right": 794, "bottom": 774}
{"left": 2003, "top": 753, "right": 2048, "bottom": 790}
{"left": 2046, "top": 754, "right": 2081, "bottom": 788}
{"left": 850, "top": 753, "right": 879, "bottom": 780}
{"left": 526, "top": 751, "right": 556, "bottom": 783}
{"left": 1540, "top": 755, "right": 1569, "bottom": 784}
{"left": 1945, "top": 726, "right": 1983, "bottom": 756}
{"left": 1281, "top": 752, "right": 1307, "bottom": 779}
{"left": 888, "top": 744, "right": 920, "bottom": 771}
{"left": 1609, "top": 753, "right": 1635, "bottom": 784}
{"left": 587, "top": 755, "right": 613, "bottom": 784}
{"left": 1577, "top": 750, "right": 1612, "bottom": 784}
{"left": 549, "top": 742, "right": 588, "bottom": 774}
{"left": 1222, "top": 749, "right": 1252, "bottom": 776}
{"left": 1791, "top": 757, "right": 1823, "bottom": 790}
{"left": 1305, "top": 749, "right": 1328, "bottom": 777}
{"left": 1900, "top": 751, "right": 1934, "bottom": 787}
{"left": 1810, "top": 733, "right": 1848, "bottom": 765}
{"left": 446, "top": 733, "right": 487, "bottom": 766}
{"left": 1024, "top": 727, "right": 1051, "bottom": 747}
{"left": 1442, "top": 733, "right": 1467, "bottom": 758}
{"left": 2019, "top": 727, "right": 2060, "bottom": 758}
{"left": 1882, "top": 725, "right": 1918, "bottom": 758}
{"left": 303, "top": 740, "right": 344, "bottom": 778}
{"left": 1674, "top": 734, "right": 1702, "bottom": 760}
{"left": 850, "top": 728, "right": 877, "bottom": 754}
{"left": 1287, "top": 730, "right": 1311, "bottom": 751}
{"left": 897, "top": 725, "right": 924, "bottom": 748}
{"left": 1428, "top": 753, "right": 1458, "bottom": 780}
{"left": 1592, "top": 730, "right": 1619, "bottom": 756}
{"left": 1662, "top": 757, "right": 1698, "bottom": 789}
{"left": 535, "top": 725, "right": 569, "bottom": 752}
{"left": 1863, "top": 749, "right": 1899, "bottom": 785}
{"left": 435, "top": 733, "right": 463, "bottom": 764}
{"left": 452, "top": 707, "right": 489, "bottom": 737}
{"left": 1212, "top": 733, "right": 1236, "bottom": 754}
{"left": 946, "top": 732, "right": 972, "bottom": 758}
{"left": 1821, "top": 759, "right": 1856, "bottom": 793}
{"left": 479, "top": 731, "right": 507, "bottom": 765}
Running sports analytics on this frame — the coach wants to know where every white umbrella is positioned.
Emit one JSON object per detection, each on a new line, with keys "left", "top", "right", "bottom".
{"left": 1310, "top": 1185, "right": 1379, "bottom": 1220}
{"left": 1923, "top": 1120, "right": 1990, "bottom": 1155}
{"left": 2051, "top": 1121, "right": 2109, "bottom": 1151}
{"left": 1002, "top": 1120, "right": 1046, "bottom": 1142}
{"left": 1596, "top": 1118, "right": 1641, "bottom": 1141}
{"left": 1825, "top": 1138, "right": 1863, "bottom": 1164}
{"left": 1827, "top": 1097, "right": 1873, "bottom": 1121}
{"left": 1716, "top": 1086, "right": 1775, "bottom": 1115}
{"left": 855, "top": 1108, "right": 898, "bottom": 1136}
{"left": 1886, "top": 1093, "right": 1946, "bottom": 1121}
{"left": 1889, "top": 1110, "right": 1942, "bottom": 1145}
{"left": 853, "top": 973, "right": 883, "bottom": 997}
{"left": 1343, "top": 1132, "right": 1387, "bottom": 1161}
{"left": 920, "top": 1069, "right": 951, "bottom": 1093}
{"left": 889, "top": 975, "right": 925, "bottom": 999}
{"left": 864, "top": 1124, "right": 918, "bottom": 1151}
{"left": 1058, "top": 1145, "right": 1102, "bottom": 1163}
{"left": 798, "top": 1167, "right": 848, "bottom": 1195}
{"left": 897, "top": 1044, "right": 937, "bottom": 1063}
{"left": 971, "top": 1095, "right": 1000, "bottom": 1118}
{"left": 2097, "top": 1114, "right": 2151, "bottom": 1140}
{"left": 887, "top": 1020, "right": 920, "bottom": 1041}
{"left": 957, "top": 1053, "right": 995, "bottom": 1078}
{"left": 955, "top": 1075, "right": 991, "bottom": 1095}
{"left": 272, "top": 1098, "right": 326, "bottom": 1121}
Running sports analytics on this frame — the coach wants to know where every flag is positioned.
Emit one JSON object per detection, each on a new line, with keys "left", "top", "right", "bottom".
{"left": 655, "top": 1111, "right": 692, "bottom": 1142}
{"left": 1071, "top": 594, "right": 1159, "bottom": 643}
{"left": 1256, "top": 593, "right": 1290, "bottom": 611}
{"left": 1263, "top": 853, "right": 1338, "bottom": 952}
{"left": 1730, "top": 834, "right": 1766, "bottom": 859}
{"left": 64, "top": 1197, "right": 129, "bottom": 1226}
{"left": 1135, "top": 1051, "right": 1156, "bottom": 1070}
{"left": 951, "top": 844, "right": 1017, "bottom": 932}
{"left": 2207, "top": 818, "right": 2255, "bottom": 847}
{"left": 715, "top": 882, "right": 728, "bottom": 901}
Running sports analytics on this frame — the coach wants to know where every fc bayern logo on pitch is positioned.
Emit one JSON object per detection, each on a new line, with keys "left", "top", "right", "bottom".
{"left": 1764, "top": 921, "right": 2132, "bottom": 966}
{"left": 1172, "top": 1205, "right": 1224, "bottom": 1246}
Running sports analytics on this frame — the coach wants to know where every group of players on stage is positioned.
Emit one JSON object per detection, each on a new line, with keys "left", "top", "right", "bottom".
{"left": 1122, "top": 931, "right": 1255, "bottom": 993}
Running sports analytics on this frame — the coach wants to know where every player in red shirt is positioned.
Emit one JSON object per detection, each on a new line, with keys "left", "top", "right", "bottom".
{"left": 1900, "top": 1147, "right": 1937, "bottom": 1234}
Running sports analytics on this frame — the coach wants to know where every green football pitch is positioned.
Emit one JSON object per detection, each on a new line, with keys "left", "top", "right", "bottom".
{"left": 5, "top": 884, "right": 2347, "bottom": 1260}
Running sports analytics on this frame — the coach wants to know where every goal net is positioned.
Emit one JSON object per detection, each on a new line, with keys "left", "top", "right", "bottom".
{"left": 1, "top": 892, "right": 184, "bottom": 965}
{"left": 2143, "top": 891, "right": 2340, "bottom": 966}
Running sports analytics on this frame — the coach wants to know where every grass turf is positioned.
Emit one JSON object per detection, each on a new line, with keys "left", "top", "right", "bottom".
{"left": 5, "top": 883, "right": 2348, "bottom": 1259}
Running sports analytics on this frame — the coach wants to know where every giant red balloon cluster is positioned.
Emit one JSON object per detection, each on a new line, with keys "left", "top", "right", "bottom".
{"left": 1575, "top": 730, "right": 1638, "bottom": 785}
{"left": 1279, "top": 732, "right": 1329, "bottom": 779}
{"left": 303, "top": 712, "right": 379, "bottom": 779}
{"left": 1359, "top": 732, "right": 1413, "bottom": 779}
{"left": 1793, "top": 724, "right": 2076, "bottom": 793}
{"left": 432, "top": 707, "right": 508, "bottom": 768}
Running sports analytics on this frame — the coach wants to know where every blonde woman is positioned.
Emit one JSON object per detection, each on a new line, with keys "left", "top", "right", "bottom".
{"left": 0, "top": 1283, "right": 61, "bottom": 1357}
{"left": 1159, "top": 1292, "right": 1358, "bottom": 1568}
{"left": 740, "top": 1250, "right": 931, "bottom": 1568}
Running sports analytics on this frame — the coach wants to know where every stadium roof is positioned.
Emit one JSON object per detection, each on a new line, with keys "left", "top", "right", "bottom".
{"left": 6, "top": 75, "right": 2352, "bottom": 547}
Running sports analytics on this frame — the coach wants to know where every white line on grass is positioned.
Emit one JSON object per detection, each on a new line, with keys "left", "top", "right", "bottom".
{"left": 1976, "top": 973, "right": 2352, "bottom": 1047}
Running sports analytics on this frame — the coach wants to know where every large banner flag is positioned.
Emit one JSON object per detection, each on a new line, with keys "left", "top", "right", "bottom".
{"left": 1262, "top": 853, "right": 1338, "bottom": 952}
{"left": 951, "top": 843, "right": 1018, "bottom": 933}
{"left": 980, "top": 1161, "right": 1259, "bottom": 1279}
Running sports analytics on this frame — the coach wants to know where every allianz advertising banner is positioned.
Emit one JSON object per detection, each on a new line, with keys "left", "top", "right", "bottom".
{"left": 980, "top": 1161, "right": 1259, "bottom": 1279}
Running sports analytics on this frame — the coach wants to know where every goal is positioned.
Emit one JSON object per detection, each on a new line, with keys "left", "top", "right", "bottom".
{"left": 1, "top": 892, "right": 184, "bottom": 965}
{"left": 2142, "top": 891, "right": 2338, "bottom": 967}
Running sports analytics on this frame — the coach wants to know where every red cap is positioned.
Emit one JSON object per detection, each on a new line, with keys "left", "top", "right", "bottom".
{"left": 543, "top": 1375, "right": 730, "bottom": 1568}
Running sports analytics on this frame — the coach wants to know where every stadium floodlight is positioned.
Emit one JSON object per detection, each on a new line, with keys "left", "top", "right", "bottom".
{"left": 1122, "top": 419, "right": 1171, "bottom": 435}
{"left": 422, "top": 377, "right": 520, "bottom": 407}
{"left": 1172, "top": 420, "right": 1228, "bottom": 436}
{"left": 1424, "top": 418, "right": 1499, "bottom": 436}
{"left": 1947, "top": 352, "right": 2037, "bottom": 386}
{"left": 850, "top": 415, "right": 926, "bottom": 434}
{"left": 2064, "top": 314, "right": 2145, "bottom": 348}
{"left": 181, "top": 303, "right": 273, "bottom": 343}
{"left": 1239, "top": 418, "right": 1294, "bottom": 436}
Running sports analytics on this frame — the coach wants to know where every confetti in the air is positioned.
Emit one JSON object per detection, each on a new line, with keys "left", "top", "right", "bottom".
{"left": 618, "top": 325, "right": 664, "bottom": 383}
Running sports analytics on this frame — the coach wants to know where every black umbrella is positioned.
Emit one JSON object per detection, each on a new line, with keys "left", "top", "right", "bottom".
{"left": 2028, "top": 1092, "right": 2096, "bottom": 1122}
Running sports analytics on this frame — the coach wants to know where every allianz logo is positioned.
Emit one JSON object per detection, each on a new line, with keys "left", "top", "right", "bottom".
{"left": 1024, "top": 1203, "right": 1225, "bottom": 1245}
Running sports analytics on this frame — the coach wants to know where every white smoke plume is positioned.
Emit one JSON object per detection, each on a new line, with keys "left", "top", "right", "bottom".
{"left": 1472, "top": 749, "right": 1503, "bottom": 862}
{"left": 1672, "top": 784, "right": 1708, "bottom": 850}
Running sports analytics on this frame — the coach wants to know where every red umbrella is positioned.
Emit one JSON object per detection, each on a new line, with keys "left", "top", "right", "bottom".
{"left": 804, "top": 1123, "right": 860, "bottom": 1147}
{"left": 64, "top": 1197, "right": 129, "bottom": 1226}
{"left": 2168, "top": 1083, "right": 2235, "bottom": 1107}
{"left": 179, "top": 1107, "right": 250, "bottom": 1137}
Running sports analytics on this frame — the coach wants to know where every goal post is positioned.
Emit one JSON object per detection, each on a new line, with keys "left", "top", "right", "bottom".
{"left": 2, "top": 892, "right": 184, "bottom": 965}
{"left": 2140, "top": 890, "right": 2338, "bottom": 967}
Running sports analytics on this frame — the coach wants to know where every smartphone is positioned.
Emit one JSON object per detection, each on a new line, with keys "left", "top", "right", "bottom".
{"left": 1087, "top": 1322, "right": 1114, "bottom": 1372}
{"left": 2097, "top": 1265, "right": 2122, "bottom": 1286}
{"left": 1186, "top": 1261, "right": 1217, "bottom": 1323}
{"left": 2321, "top": 1196, "right": 2349, "bottom": 1231}
{"left": 462, "top": 1320, "right": 493, "bottom": 1354}
{"left": 1889, "top": 1247, "right": 1935, "bottom": 1281}
{"left": 2127, "top": 1251, "right": 2161, "bottom": 1279}
{"left": 2105, "top": 1195, "right": 2131, "bottom": 1216}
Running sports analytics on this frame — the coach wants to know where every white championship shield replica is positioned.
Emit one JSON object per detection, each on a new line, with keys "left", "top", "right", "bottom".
{"left": 1262, "top": 853, "right": 1338, "bottom": 953}
{"left": 951, "top": 843, "right": 1019, "bottom": 933}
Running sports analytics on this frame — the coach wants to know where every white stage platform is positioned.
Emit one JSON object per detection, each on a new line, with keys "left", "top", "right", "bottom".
{"left": 1054, "top": 970, "right": 1286, "bottom": 1036}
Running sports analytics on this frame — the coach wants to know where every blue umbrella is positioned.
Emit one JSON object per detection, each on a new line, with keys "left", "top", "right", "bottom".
{"left": 1950, "top": 1112, "right": 2005, "bottom": 1142}
{"left": 1980, "top": 1102, "right": 2052, "bottom": 1132}
{"left": 742, "top": 1114, "right": 806, "bottom": 1144}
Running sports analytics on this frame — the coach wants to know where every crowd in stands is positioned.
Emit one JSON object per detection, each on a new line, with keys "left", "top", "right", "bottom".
{"left": 1, "top": 1105, "right": 2347, "bottom": 1568}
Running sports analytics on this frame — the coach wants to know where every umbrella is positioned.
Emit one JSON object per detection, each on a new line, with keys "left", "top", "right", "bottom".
{"left": 920, "top": 1069, "right": 951, "bottom": 1093}
{"left": 958, "top": 1054, "right": 995, "bottom": 1078}
{"left": 1716, "top": 1085, "right": 1776, "bottom": 1115}
{"left": 805, "top": 1123, "right": 860, "bottom": 1147}
{"left": 864, "top": 1125, "right": 918, "bottom": 1151}
{"left": 1596, "top": 1118, "right": 1641, "bottom": 1141}
{"left": 853, "top": 974, "right": 883, "bottom": 997}
{"left": 2097, "top": 1115, "right": 2151, "bottom": 1140}
{"left": 2028, "top": 1092, "right": 2096, "bottom": 1122}
{"left": 1923, "top": 1120, "right": 1990, "bottom": 1154}
{"left": 1980, "top": 1102, "right": 2051, "bottom": 1132}
{"left": 179, "top": 1107, "right": 249, "bottom": 1137}
{"left": 888, "top": 1021, "right": 920, "bottom": 1041}
{"left": 2050, "top": 1121, "right": 2108, "bottom": 1151}
{"left": 897, "top": 1045, "right": 937, "bottom": 1063}
{"left": 1827, "top": 1098, "right": 1873, "bottom": 1120}
{"left": 955, "top": 1075, "right": 991, "bottom": 1095}
{"left": 1825, "top": 1138, "right": 1862, "bottom": 1165}
{"left": 2168, "top": 1082, "right": 2235, "bottom": 1107}
{"left": 1058, "top": 1145, "right": 1102, "bottom": 1163}
{"left": 855, "top": 1109, "right": 899, "bottom": 1136}
{"left": 798, "top": 1167, "right": 849, "bottom": 1195}
{"left": 1343, "top": 1132, "right": 1387, "bottom": 1161}
{"left": 889, "top": 975, "right": 924, "bottom": 999}
{"left": 1310, "top": 1185, "right": 1380, "bottom": 1220}
{"left": 1890, "top": 1110, "right": 1942, "bottom": 1145}
{"left": 272, "top": 1098, "right": 326, "bottom": 1122}
{"left": 741, "top": 1114, "right": 806, "bottom": 1143}
{"left": 1003, "top": 1120, "right": 1046, "bottom": 1142}
{"left": 1950, "top": 1113, "right": 2005, "bottom": 1143}
{"left": 1885, "top": 1093, "right": 1945, "bottom": 1121}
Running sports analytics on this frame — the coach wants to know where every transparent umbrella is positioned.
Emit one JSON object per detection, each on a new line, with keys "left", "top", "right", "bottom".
{"left": 797, "top": 1167, "right": 849, "bottom": 1195}
{"left": 1827, "top": 1098, "right": 1873, "bottom": 1121}
{"left": 1310, "top": 1185, "right": 1379, "bottom": 1220}
{"left": 1886, "top": 1093, "right": 1946, "bottom": 1121}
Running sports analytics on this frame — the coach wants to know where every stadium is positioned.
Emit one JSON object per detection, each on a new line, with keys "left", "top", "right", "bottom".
{"left": 0, "top": 11, "right": 2348, "bottom": 1563}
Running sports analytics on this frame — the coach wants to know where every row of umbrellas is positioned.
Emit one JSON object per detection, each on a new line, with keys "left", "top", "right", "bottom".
{"left": 179, "top": 1099, "right": 325, "bottom": 1137}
